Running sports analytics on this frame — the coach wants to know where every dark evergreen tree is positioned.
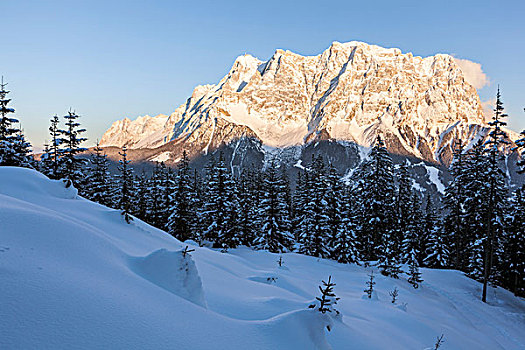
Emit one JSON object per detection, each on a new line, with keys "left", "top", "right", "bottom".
{"left": 292, "top": 169, "right": 308, "bottom": 241}
{"left": 423, "top": 196, "right": 449, "bottom": 268}
{"left": 310, "top": 275, "right": 339, "bottom": 317}
{"left": 442, "top": 139, "right": 469, "bottom": 270}
{"left": 403, "top": 193, "right": 423, "bottom": 287}
{"left": 84, "top": 141, "right": 113, "bottom": 207}
{"left": 202, "top": 152, "right": 238, "bottom": 250}
{"left": 0, "top": 77, "right": 30, "bottom": 167}
{"left": 189, "top": 168, "right": 205, "bottom": 243}
{"left": 116, "top": 146, "right": 134, "bottom": 223}
{"left": 480, "top": 88, "right": 510, "bottom": 303}
{"left": 145, "top": 163, "right": 169, "bottom": 229}
{"left": 463, "top": 141, "right": 491, "bottom": 280}
{"left": 298, "top": 155, "right": 330, "bottom": 258}
{"left": 502, "top": 187, "right": 525, "bottom": 296}
{"left": 58, "top": 110, "right": 87, "bottom": 188}
{"left": 352, "top": 135, "right": 395, "bottom": 262}
{"left": 236, "top": 168, "right": 259, "bottom": 246}
{"left": 328, "top": 163, "right": 359, "bottom": 263}
{"left": 516, "top": 129, "right": 525, "bottom": 174}
{"left": 169, "top": 151, "right": 196, "bottom": 242}
{"left": 395, "top": 163, "right": 413, "bottom": 253}
{"left": 407, "top": 259, "right": 423, "bottom": 289}
{"left": 133, "top": 171, "right": 149, "bottom": 220}
{"left": 11, "top": 123, "right": 33, "bottom": 168}
{"left": 255, "top": 159, "right": 293, "bottom": 253}
{"left": 40, "top": 115, "right": 63, "bottom": 178}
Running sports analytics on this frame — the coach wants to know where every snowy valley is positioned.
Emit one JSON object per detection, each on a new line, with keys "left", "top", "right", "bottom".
{"left": 1, "top": 167, "right": 524, "bottom": 350}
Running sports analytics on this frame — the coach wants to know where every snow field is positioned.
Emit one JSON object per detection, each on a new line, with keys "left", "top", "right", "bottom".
{"left": 1, "top": 167, "right": 524, "bottom": 349}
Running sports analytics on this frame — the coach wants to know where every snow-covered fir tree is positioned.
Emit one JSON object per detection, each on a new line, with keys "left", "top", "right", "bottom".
{"left": 0, "top": 78, "right": 31, "bottom": 167}
{"left": 40, "top": 115, "right": 63, "bottom": 179}
{"left": 58, "top": 110, "right": 87, "bottom": 188}
{"left": 502, "top": 187, "right": 525, "bottom": 296}
{"left": 463, "top": 140, "right": 491, "bottom": 280}
{"left": 116, "top": 146, "right": 134, "bottom": 224}
{"left": 202, "top": 152, "right": 239, "bottom": 250}
{"left": 395, "top": 163, "right": 413, "bottom": 253}
{"left": 298, "top": 155, "right": 330, "bottom": 258}
{"left": 133, "top": 171, "right": 149, "bottom": 220}
{"left": 292, "top": 170, "right": 308, "bottom": 242}
{"left": 145, "top": 163, "right": 169, "bottom": 229}
{"left": 255, "top": 158, "right": 293, "bottom": 253}
{"left": 168, "top": 151, "right": 196, "bottom": 242}
{"left": 236, "top": 167, "right": 259, "bottom": 246}
{"left": 11, "top": 123, "right": 33, "bottom": 168}
{"left": 328, "top": 163, "right": 359, "bottom": 263}
{"left": 84, "top": 141, "right": 113, "bottom": 207}
{"left": 423, "top": 196, "right": 449, "bottom": 268}
{"left": 480, "top": 88, "right": 510, "bottom": 302}
{"left": 442, "top": 139, "right": 469, "bottom": 270}
{"left": 352, "top": 135, "right": 395, "bottom": 262}
{"left": 311, "top": 275, "right": 339, "bottom": 316}
{"left": 402, "top": 193, "right": 424, "bottom": 287}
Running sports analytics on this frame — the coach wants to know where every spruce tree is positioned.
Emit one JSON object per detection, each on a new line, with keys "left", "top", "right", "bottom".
{"left": 352, "top": 135, "right": 395, "bottom": 262}
{"left": 11, "top": 123, "right": 33, "bottom": 168}
{"left": 310, "top": 275, "right": 340, "bottom": 317}
{"left": 168, "top": 151, "right": 195, "bottom": 242}
{"left": 395, "top": 163, "right": 413, "bottom": 252}
{"left": 133, "top": 171, "right": 149, "bottom": 220}
{"left": 255, "top": 158, "right": 293, "bottom": 253}
{"left": 40, "top": 115, "right": 63, "bottom": 178}
{"left": 145, "top": 163, "right": 168, "bottom": 229}
{"left": 237, "top": 168, "right": 259, "bottom": 246}
{"left": 329, "top": 164, "right": 359, "bottom": 263}
{"left": 0, "top": 77, "right": 28, "bottom": 167}
{"left": 402, "top": 193, "right": 423, "bottom": 287}
{"left": 117, "top": 146, "right": 134, "bottom": 223}
{"left": 502, "top": 187, "right": 525, "bottom": 296}
{"left": 58, "top": 110, "right": 87, "bottom": 188}
{"left": 202, "top": 152, "right": 239, "bottom": 250}
{"left": 481, "top": 87, "right": 510, "bottom": 303}
{"left": 189, "top": 168, "right": 205, "bottom": 243}
{"left": 84, "top": 141, "right": 113, "bottom": 207}
{"left": 442, "top": 139, "right": 469, "bottom": 270}
{"left": 423, "top": 196, "right": 449, "bottom": 268}
{"left": 516, "top": 129, "right": 525, "bottom": 174}
{"left": 292, "top": 170, "right": 308, "bottom": 242}
{"left": 463, "top": 141, "right": 491, "bottom": 280}
{"left": 298, "top": 155, "right": 330, "bottom": 258}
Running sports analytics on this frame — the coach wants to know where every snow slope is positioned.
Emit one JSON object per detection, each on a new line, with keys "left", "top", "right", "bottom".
{"left": 1, "top": 167, "right": 524, "bottom": 349}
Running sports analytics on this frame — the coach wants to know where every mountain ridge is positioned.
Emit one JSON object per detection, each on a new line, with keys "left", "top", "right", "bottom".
{"left": 99, "top": 41, "right": 516, "bottom": 167}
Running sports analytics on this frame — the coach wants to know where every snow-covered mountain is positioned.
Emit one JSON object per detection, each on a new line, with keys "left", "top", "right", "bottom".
{"left": 2, "top": 167, "right": 525, "bottom": 349}
{"left": 100, "top": 41, "right": 504, "bottom": 166}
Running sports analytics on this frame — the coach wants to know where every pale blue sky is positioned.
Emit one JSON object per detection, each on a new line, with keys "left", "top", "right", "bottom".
{"left": 2, "top": 0, "right": 524, "bottom": 148}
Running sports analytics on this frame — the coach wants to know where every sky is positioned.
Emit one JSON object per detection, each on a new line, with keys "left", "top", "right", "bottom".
{"left": 2, "top": 0, "right": 524, "bottom": 149}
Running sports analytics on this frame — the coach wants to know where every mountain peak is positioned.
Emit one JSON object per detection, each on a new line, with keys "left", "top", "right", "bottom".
{"left": 100, "top": 41, "right": 487, "bottom": 165}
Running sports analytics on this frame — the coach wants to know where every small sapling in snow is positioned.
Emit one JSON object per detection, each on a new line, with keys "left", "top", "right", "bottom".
{"left": 364, "top": 271, "right": 376, "bottom": 299}
{"left": 182, "top": 246, "right": 195, "bottom": 258}
{"left": 389, "top": 287, "right": 399, "bottom": 304}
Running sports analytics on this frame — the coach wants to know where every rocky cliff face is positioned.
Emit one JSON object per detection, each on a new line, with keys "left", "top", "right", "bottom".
{"left": 100, "top": 41, "right": 493, "bottom": 166}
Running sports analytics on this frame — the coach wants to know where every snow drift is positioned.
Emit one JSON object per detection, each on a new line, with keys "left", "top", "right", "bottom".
{"left": 1, "top": 167, "right": 524, "bottom": 349}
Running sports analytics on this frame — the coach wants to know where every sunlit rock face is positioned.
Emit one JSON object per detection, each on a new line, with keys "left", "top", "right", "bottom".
{"left": 100, "top": 41, "right": 491, "bottom": 166}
